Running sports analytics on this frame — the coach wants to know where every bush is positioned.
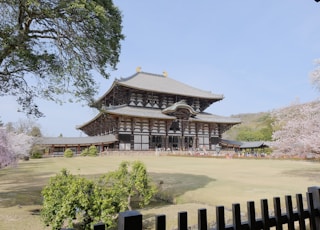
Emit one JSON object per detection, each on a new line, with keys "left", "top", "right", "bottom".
{"left": 41, "top": 162, "right": 157, "bottom": 229}
{"left": 80, "top": 148, "right": 89, "bottom": 156}
{"left": 30, "top": 145, "right": 44, "bottom": 159}
{"left": 81, "top": 145, "right": 98, "bottom": 157}
{"left": 88, "top": 145, "right": 98, "bottom": 156}
{"left": 64, "top": 148, "right": 73, "bottom": 158}
{"left": 31, "top": 152, "right": 42, "bottom": 159}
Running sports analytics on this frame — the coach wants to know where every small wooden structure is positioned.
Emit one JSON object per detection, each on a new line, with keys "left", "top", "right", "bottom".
{"left": 37, "top": 135, "right": 116, "bottom": 155}
{"left": 220, "top": 139, "right": 269, "bottom": 152}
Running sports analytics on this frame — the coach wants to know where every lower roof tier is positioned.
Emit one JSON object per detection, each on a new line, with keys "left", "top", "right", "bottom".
{"left": 77, "top": 105, "right": 240, "bottom": 134}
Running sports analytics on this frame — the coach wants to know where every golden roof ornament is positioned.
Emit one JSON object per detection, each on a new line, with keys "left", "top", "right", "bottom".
{"left": 163, "top": 71, "right": 168, "bottom": 77}
{"left": 136, "top": 66, "right": 141, "bottom": 72}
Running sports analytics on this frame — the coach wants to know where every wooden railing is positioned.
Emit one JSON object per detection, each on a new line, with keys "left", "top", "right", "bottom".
{"left": 73, "top": 186, "right": 320, "bottom": 230}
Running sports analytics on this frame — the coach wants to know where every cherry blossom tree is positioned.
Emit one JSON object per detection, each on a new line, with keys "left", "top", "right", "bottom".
{"left": 8, "top": 131, "right": 34, "bottom": 158}
{"left": 0, "top": 127, "right": 34, "bottom": 168}
{"left": 272, "top": 101, "right": 320, "bottom": 156}
{"left": 272, "top": 59, "right": 320, "bottom": 156}
{"left": 0, "top": 127, "right": 16, "bottom": 168}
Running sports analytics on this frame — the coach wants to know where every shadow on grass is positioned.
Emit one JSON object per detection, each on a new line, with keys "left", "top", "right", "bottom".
{"left": 150, "top": 172, "right": 216, "bottom": 204}
{"left": 0, "top": 171, "right": 53, "bottom": 208}
{"left": 283, "top": 168, "right": 320, "bottom": 182}
{"left": 0, "top": 171, "right": 104, "bottom": 208}
{"left": 0, "top": 168, "right": 215, "bottom": 210}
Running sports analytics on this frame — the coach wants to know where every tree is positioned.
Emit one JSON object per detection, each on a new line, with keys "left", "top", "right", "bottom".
{"left": 29, "top": 126, "right": 42, "bottom": 137}
{"left": 0, "top": 0, "right": 124, "bottom": 117}
{"left": 0, "top": 127, "right": 34, "bottom": 168}
{"left": 101, "top": 161, "right": 157, "bottom": 211}
{"left": 41, "top": 161, "right": 157, "bottom": 229}
{"left": 41, "top": 169, "right": 106, "bottom": 230}
{"left": 0, "top": 127, "right": 16, "bottom": 168}
{"left": 272, "top": 101, "right": 320, "bottom": 155}
{"left": 8, "top": 131, "right": 34, "bottom": 158}
{"left": 10, "top": 119, "right": 42, "bottom": 135}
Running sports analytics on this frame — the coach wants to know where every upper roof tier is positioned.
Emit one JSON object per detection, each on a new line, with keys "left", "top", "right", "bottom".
{"left": 97, "top": 71, "right": 224, "bottom": 103}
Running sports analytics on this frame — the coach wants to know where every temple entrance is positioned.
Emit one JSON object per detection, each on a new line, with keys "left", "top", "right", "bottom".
{"left": 150, "top": 135, "right": 164, "bottom": 149}
{"left": 184, "top": 136, "right": 193, "bottom": 150}
{"left": 168, "top": 136, "right": 179, "bottom": 150}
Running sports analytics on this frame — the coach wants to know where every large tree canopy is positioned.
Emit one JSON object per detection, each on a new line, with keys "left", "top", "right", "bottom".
{"left": 272, "top": 101, "right": 320, "bottom": 156}
{"left": 0, "top": 0, "right": 124, "bottom": 117}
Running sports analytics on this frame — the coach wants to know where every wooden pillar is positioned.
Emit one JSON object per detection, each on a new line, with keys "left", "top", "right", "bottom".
{"left": 195, "top": 123, "right": 199, "bottom": 149}
{"left": 165, "top": 120, "right": 171, "bottom": 150}
{"left": 209, "top": 124, "right": 213, "bottom": 150}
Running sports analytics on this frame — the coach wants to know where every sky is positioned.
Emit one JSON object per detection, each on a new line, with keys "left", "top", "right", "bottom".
{"left": 1, "top": 0, "right": 320, "bottom": 137}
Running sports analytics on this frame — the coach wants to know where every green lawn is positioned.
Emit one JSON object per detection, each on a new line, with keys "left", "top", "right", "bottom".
{"left": 1, "top": 156, "right": 320, "bottom": 229}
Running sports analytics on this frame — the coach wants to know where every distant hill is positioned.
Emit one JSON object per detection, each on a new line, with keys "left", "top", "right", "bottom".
{"left": 222, "top": 112, "right": 273, "bottom": 141}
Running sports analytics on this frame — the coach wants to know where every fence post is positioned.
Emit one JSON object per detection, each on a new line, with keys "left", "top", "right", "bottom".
{"left": 178, "top": 211, "right": 188, "bottom": 230}
{"left": 94, "top": 223, "right": 105, "bottom": 230}
{"left": 198, "top": 208, "right": 207, "bottom": 230}
{"left": 156, "top": 215, "right": 166, "bottom": 230}
{"left": 308, "top": 186, "right": 320, "bottom": 230}
{"left": 118, "top": 210, "right": 142, "bottom": 230}
{"left": 216, "top": 206, "right": 225, "bottom": 230}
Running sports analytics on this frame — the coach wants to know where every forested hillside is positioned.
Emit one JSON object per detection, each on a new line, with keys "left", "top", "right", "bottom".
{"left": 223, "top": 100, "right": 320, "bottom": 155}
{"left": 222, "top": 112, "right": 273, "bottom": 141}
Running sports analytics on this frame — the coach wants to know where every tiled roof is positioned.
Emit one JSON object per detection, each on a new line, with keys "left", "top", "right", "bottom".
{"left": 105, "top": 105, "right": 175, "bottom": 119}
{"left": 220, "top": 139, "right": 269, "bottom": 149}
{"left": 77, "top": 106, "right": 240, "bottom": 128}
{"left": 190, "top": 112, "right": 241, "bottom": 124}
{"left": 240, "top": 141, "right": 267, "bottom": 149}
{"left": 220, "top": 139, "right": 242, "bottom": 147}
{"left": 37, "top": 135, "right": 117, "bottom": 145}
{"left": 116, "top": 72, "right": 224, "bottom": 100}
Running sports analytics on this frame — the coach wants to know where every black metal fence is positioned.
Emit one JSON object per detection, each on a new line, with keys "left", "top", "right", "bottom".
{"left": 81, "top": 186, "right": 320, "bottom": 230}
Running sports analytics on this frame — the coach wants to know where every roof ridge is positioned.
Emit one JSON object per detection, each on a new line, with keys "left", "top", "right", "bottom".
{"left": 118, "top": 71, "right": 166, "bottom": 82}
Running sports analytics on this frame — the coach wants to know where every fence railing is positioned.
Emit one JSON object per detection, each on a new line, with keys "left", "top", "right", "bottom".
{"left": 79, "top": 186, "right": 320, "bottom": 230}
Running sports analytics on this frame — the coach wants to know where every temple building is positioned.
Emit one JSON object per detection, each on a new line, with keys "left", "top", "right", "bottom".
{"left": 77, "top": 71, "right": 241, "bottom": 151}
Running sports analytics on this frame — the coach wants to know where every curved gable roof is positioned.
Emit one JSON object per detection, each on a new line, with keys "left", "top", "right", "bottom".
{"left": 162, "top": 100, "right": 198, "bottom": 116}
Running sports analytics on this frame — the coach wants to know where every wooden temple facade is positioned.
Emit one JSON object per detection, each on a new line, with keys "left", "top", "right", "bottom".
{"left": 77, "top": 71, "right": 241, "bottom": 151}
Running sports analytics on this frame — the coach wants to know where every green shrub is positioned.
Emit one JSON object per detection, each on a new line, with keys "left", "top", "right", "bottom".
{"left": 31, "top": 152, "right": 43, "bottom": 159}
{"left": 80, "top": 148, "right": 89, "bottom": 156}
{"left": 81, "top": 145, "right": 98, "bottom": 157}
{"left": 64, "top": 148, "right": 74, "bottom": 158}
{"left": 30, "top": 145, "right": 43, "bottom": 159}
{"left": 88, "top": 145, "right": 98, "bottom": 156}
{"left": 41, "top": 162, "right": 157, "bottom": 229}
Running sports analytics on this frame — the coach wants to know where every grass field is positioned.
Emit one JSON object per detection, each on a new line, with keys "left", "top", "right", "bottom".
{"left": 1, "top": 156, "right": 320, "bottom": 229}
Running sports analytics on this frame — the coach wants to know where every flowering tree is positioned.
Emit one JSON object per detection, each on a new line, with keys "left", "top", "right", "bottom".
{"left": 272, "top": 59, "right": 320, "bottom": 156}
{"left": 0, "top": 128, "right": 16, "bottom": 168}
{"left": 8, "top": 131, "right": 34, "bottom": 158}
{"left": 272, "top": 101, "right": 320, "bottom": 155}
{"left": 0, "top": 127, "right": 34, "bottom": 168}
